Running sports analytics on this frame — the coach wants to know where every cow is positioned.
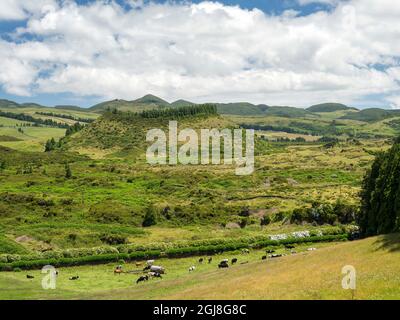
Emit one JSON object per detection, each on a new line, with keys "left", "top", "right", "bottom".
{"left": 150, "top": 265, "right": 165, "bottom": 274}
{"left": 266, "top": 249, "right": 275, "bottom": 254}
{"left": 148, "top": 272, "right": 162, "bottom": 279}
{"left": 231, "top": 258, "right": 238, "bottom": 264}
{"left": 143, "top": 265, "right": 151, "bottom": 272}
{"left": 218, "top": 261, "right": 229, "bottom": 268}
{"left": 136, "top": 275, "right": 149, "bottom": 284}
{"left": 26, "top": 275, "right": 34, "bottom": 279}
{"left": 146, "top": 260, "right": 155, "bottom": 266}
{"left": 271, "top": 254, "right": 282, "bottom": 258}
{"left": 69, "top": 276, "right": 79, "bottom": 280}
{"left": 261, "top": 255, "right": 267, "bottom": 260}
{"left": 208, "top": 257, "right": 212, "bottom": 264}
{"left": 189, "top": 266, "right": 196, "bottom": 272}
{"left": 114, "top": 265, "right": 123, "bottom": 275}
{"left": 198, "top": 258, "right": 204, "bottom": 264}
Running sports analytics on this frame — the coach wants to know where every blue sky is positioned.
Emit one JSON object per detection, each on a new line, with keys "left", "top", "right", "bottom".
{"left": 0, "top": 0, "right": 399, "bottom": 109}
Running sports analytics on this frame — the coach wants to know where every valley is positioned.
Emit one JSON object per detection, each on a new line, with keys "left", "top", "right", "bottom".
{"left": 0, "top": 95, "right": 399, "bottom": 299}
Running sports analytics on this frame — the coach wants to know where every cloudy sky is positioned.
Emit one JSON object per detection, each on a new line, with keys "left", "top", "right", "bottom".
{"left": 0, "top": 0, "right": 399, "bottom": 108}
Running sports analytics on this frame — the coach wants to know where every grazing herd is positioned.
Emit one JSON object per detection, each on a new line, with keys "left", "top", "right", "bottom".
{"left": 23, "top": 246, "right": 318, "bottom": 285}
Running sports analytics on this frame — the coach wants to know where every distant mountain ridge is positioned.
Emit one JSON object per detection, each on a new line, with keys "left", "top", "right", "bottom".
{"left": 0, "top": 95, "right": 396, "bottom": 121}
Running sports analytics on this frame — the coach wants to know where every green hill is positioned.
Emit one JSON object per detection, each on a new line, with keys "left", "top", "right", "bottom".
{"left": 0, "top": 99, "right": 29, "bottom": 109}
{"left": 264, "top": 106, "right": 313, "bottom": 118}
{"left": 170, "top": 99, "right": 195, "bottom": 107}
{"left": 216, "top": 102, "right": 264, "bottom": 115}
{"left": 340, "top": 108, "right": 400, "bottom": 122}
{"left": 307, "top": 103, "right": 357, "bottom": 113}
{"left": 89, "top": 95, "right": 170, "bottom": 113}
{"left": 64, "top": 105, "right": 233, "bottom": 158}
{"left": 132, "top": 94, "right": 169, "bottom": 106}
{"left": 216, "top": 103, "right": 313, "bottom": 118}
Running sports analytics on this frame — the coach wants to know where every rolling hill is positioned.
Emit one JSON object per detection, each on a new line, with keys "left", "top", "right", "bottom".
{"left": 307, "top": 103, "right": 358, "bottom": 113}
{"left": 340, "top": 108, "right": 400, "bottom": 122}
{"left": 63, "top": 105, "right": 235, "bottom": 158}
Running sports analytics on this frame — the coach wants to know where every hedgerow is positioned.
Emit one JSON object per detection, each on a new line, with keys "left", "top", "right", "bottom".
{"left": 0, "top": 232, "right": 349, "bottom": 271}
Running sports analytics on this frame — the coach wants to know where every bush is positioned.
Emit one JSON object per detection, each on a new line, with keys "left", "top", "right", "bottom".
{"left": 260, "top": 215, "right": 271, "bottom": 226}
{"left": 142, "top": 206, "right": 157, "bottom": 227}
{"left": 100, "top": 234, "right": 127, "bottom": 245}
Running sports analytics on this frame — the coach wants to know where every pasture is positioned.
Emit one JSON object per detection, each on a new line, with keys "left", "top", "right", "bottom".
{"left": 0, "top": 234, "right": 399, "bottom": 300}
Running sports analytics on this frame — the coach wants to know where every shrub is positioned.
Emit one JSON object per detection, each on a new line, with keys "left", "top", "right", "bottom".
{"left": 142, "top": 205, "right": 157, "bottom": 227}
{"left": 100, "top": 234, "right": 127, "bottom": 245}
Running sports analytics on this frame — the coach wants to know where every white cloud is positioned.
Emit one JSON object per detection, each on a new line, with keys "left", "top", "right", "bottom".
{"left": 0, "top": 0, "right": 57, "bottom": 21}
{"left": 297, "top": 0, "right": 341, "bottom": 5}
{"left": 0, "top": 0, "right": 399, "bottom": 107}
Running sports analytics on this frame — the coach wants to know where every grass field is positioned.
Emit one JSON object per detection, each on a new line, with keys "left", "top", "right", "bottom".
{"left": 0, "top": 126, "right": 66, "bottom": 152}
{"left": 0, "top": 102, "right": 399, "bottom": 300}
{"left": 0, "top": 234, "right": 398, "bottom": 300}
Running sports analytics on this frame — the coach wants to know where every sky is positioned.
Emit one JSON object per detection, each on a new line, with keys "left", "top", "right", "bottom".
{"left": 0, "top": 0, "right": 399, "bottom": 109}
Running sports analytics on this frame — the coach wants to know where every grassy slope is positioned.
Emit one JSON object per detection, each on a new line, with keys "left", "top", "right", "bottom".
{"left": 0, "top": 234, "right": 399, "bottom": 300}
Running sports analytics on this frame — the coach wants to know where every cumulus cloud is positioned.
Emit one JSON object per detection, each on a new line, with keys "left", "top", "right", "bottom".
{"left": 0, "top": 0, "right": 57, "bottom": 21}
{"left": 0, "top": 0, "right": 399, "bottom": 107}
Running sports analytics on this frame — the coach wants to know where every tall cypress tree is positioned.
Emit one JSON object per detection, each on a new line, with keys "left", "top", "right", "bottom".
{"left": 360, "top": 137, "right": 400, "bottom": 235}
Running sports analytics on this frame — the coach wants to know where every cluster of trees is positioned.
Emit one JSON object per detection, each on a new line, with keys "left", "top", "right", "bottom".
{"left": 359, "top": 137, "right": 400, "bottom": 235}
{"left": 65, "top": 122, "right": 85, "bottom": 136}
{"left": 35, "top": 112, "right": 94, "bottom": 123}
{"left": 44, "top": 138, "right": 58, "bottom": 152}
{"left": 274, "top": 137, "right": 307, "bottom": 143}
{"left": 0, "top": 111, "right": 69, "bottom": 129}
{"left": 138, "top": 104, "right": 217, "bottom": 119}
{"left": 290, "top": 201, "right": 357, "bottom": 225}
{"left": 45, "top": 122, "right": 86, "bottom": 152}
{"left": 240, "top": 123, "right": 310, "bottom": 135}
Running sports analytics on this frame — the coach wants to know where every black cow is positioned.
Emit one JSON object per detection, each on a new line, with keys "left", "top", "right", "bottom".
{"left": 69, "top": 276, "right": 79, "bottom": 280}
{"left": 143, "top": 265, "right": 151, "bottom": 272}
{"left": 231, "top": 258, "right": 238, "bottom": 264}
{"left": 261, "top": 255, "right": 267, "bottom": 260}
{"left": 218, "top": 261, "right": 229, "bottom": 268}
{"left": 136, "top": 275, "right": 149, "bottom": 284}
{"left": 208, "top": 257, "right": 212, "bottom": 264}
{"left": 198, "top": 258, "right": 204, "bottom": 264}
{"left": 26, "top": 275, "right": 34, "bottom": 279}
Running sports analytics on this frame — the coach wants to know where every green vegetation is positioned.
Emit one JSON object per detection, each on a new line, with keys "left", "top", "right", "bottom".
{"left": 307, "top": 103, "right": 357, "bottom": 113}
{"left": 35, "top": 112, "right": 94, "bottom": 123}
{"left": 1, "top": 96, "right": 400, "bottom": 300}
{"left": 0, "top": 234, "right": 399, "bottom": 300}
{"left": 341, "top": 108, "right": 400, "bottom": 122}
{"left": 360, "top": 137, "right": 400, "bottom": 235}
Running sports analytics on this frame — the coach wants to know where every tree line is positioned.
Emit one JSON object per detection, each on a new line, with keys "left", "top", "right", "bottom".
{"left": 35, "top": 112, "right": 94, "bottom": 123}
{"left": 0, "top": 111, "right": 69, "bottom": 129}
{"left": 138, "top": 104, "right": 217, "bottom": 119}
